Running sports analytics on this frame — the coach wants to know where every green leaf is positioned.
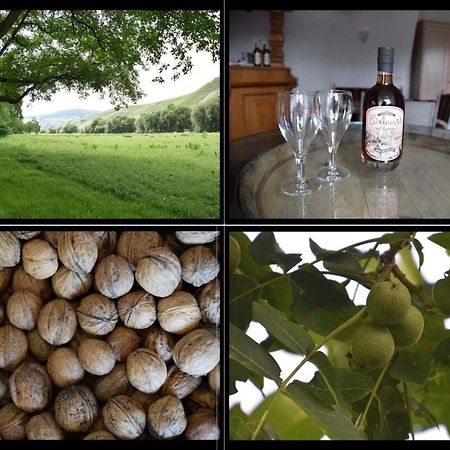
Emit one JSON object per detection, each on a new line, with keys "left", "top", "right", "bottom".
{"left": 229, "top": 405, "right": 271, "bottom": 440}
{"left": 389, "top": 349, "right": 432, "bottom": 384}
{"left": 323, "top": 251, "right": 364, "bottom": 277}
{"left": 428, "top": 232, "right": 450, "bottom": 250}
{"left": 411, "top": 398, "right": 440, "bottom": 429}
{"left": 309, "top": 238, "right": 331, "bottom": 258}
{"left": 249, "top": 232, "right": 302, "bottom": 273}
{"left": 260, "top": 272, "right": 293, "bottom": 318}
{"left": 377, "top": 232, "right": 412, "bottom": 244}
{"left": 412, "top": 239, "right": 424, "bottom": 269}
{"left": 285, "top": 381, "right": 366, "bottom": 440}
{"left": 230, "top": 323, "right": 281, "bottom": 384}
{"left": 248, "top": 392, "right": 324, "bottom": 440}
{"left": 229, "top": 359, "right": 264, "bottom": 395}
{"left": 229, "top": 273, "right": 261, "bottom": 330}
{"left": 252, "top": 299, "right": 315, "bottom": 355}
{"left": 434, "top": 337, "right": 450, "bottom": 363}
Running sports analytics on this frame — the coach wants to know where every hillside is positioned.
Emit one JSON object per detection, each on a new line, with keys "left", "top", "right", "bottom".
{"left": 24, "top": 109, "right": 98, "bottom": 130}
{"left": 76, "top": 77, "right": 219, "bottom": 129}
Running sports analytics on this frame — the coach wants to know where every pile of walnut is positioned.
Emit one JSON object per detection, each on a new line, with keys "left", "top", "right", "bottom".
{"left": 0, "top": 231, "right": 220, "bottom": 440}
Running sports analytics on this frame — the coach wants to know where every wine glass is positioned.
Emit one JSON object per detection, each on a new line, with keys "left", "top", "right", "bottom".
{"left": 277, "top": 90, "right": 320, "bottom": 196}
{"left": 315, "top": 90, "right": 353, "bottom": 182}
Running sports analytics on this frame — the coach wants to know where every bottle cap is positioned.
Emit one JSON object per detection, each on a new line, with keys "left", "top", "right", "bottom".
{"left": 377, "top": 47, "right": 394, "bottom": 73}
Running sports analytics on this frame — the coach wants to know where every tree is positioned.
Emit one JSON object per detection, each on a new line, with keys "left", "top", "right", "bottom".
{"left": 0, "top": 102, "right": 22, "bottom": 136}
{"left": 192, "top": 105, "right": 208, "bottom": 132}
{"left": 84, "top": 118, "right": 107, "bottom": 133}
{"left": 230, "top": 231, "right": 450, "bottom": 441}
{"left": 106, "top": 115, "right": 135, "bottom": 133}
{"left": 22, "top": 118, "right": 40, "bottom": 133}
{"left": 192, "top": 101, "right": 219, "bottom": 133}
{"left": 135, "top": 115, "right": 146, "bottom": 133}
{"left": 62, "top": 122, "right": 78, "bottom": 133}
{"left": 0, "top": 10, "right": 219, "bottom": 108}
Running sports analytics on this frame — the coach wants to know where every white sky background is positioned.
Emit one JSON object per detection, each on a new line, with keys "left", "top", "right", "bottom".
{"left": 230, "top": 231, "right": 450, "bottom": 440}
{"left": 22, "top": 51, "right": 219, "bottom": 117}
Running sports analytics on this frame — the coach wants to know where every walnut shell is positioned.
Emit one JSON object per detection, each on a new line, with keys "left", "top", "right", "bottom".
{"left": 77, "top": 293, "right": 118, "bottom": 335}
{"left": 0, "top": 403, "right": 29, "bottom": 440}
{"left": 95, "top": 255, "right": 134, "bottom": 299}
{"left": 84, "top": 431, "right": 116, "bottom": 440}
{"left": 12, "top": 232, "right": 40, "bottom": 241}
{"left": 52, "top": 266, "right": 93, "bottom": 301}
{"left": 0, "top": 268, "right": 13, "bottom": 294}
{"left": 147, "top": 395, "right": 187, "bottom": 440}
{"left": 157, "top": 291, "right": 201, "bottom": 335}
{"left": 130, "top": 390, "right": 159, "bottom": 411}
{"left": 58, "top": 232, "right": 98, "bottom": 274}
{"left": 175, "top": 231, "right": 220, "bottom": 245}
{"left": 37, "top": 299, "right": 77, "bottom": 345}
{"left": 68, "top": 328, "right": 92, "bottom": 352}
{"left": 22, "top": 239, "right": 59, "bottom": 279}
{"left": 126, "top": 348, "right": 167, "bottom": 394}
{"left": 172, "top": 329, "right": 220, "bottom": 376}
{"left": 55, "top": 385, "right": 98, "bottom": 433}
{"left": 0, "top": 305, "right": 4, "bottom": 327}
{"left": 198, "top": 278, "right": 220, "bottom": 325}
{"left": 11, "top": 266, "right": 53, "bottom": 301}
{"left": 0, "top": 324, "right": 28, "bottom": 371}
{"left": 90, "top": 231, "right": 118, "bottom": 260}
{"left": 6, "top": 290, "right": 43, "bottom": 331}
{"left": 40, "top": 231, "right": 62, "bottom": 249}
{"left": 144, "top": 325, "right": 176, "bottom": 362}
{"left": 79, "top": 339, "right": 116, "bottom": 376}
{"left": 103, "top": 395, "right": 146, "bottom": 440}
{"left": 179, "top": 246, "right": 219, "bottom": 287}
{"left": 94, "top": 363, "right": 133, "bottom": 403}
{"left": 135, "top": 247, "right": 181, "bottom": 298}
{"left": 117, "top": 231, "right": 163, "bottom": 267}
{"left": 106, "top": 326, "right": 141, "bottom": 362}
{"left": 27, "top": 329, "right": 53, "bottom": 362}
{"left": 117, "top": 290, "right": 156, "bottom": 329}
{"left": 188, "top": 384, "right": 217, "bottom": 410}
{"left": 9, "top": 360, "right": 52, "bottom": 413}
{"left": 0, "top": 232, "right": 21, "bottom": 270}
{"left": 0, "top": 371, "right": 9, "bottom": 404}
{"left": 184, "top": 409, "right": 219, "bottom": 440}
{"left": 208, "top": 363, "right": 220, "bottom": 396}
{"left": 162, "top": 365, "right": 202, "bottom": 399}
{"left": 47, "top": 347, "right": 85, "bottom": 387}
{"left": 25, "top": 412, "right": 64, "bottom": 440}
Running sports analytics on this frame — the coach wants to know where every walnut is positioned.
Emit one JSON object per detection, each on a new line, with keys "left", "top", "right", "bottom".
{"left": 184, "top": 409, "right": 219, "bottom": 440}
{"left": 47, "top": 347, "right": 85, "bottom": 387}
{"left": 11, "top": 266, "right": 53, "bottom": 301}
{"left": 0, "top": 403, "right": 29, "bottom": 440}
{"left": 135, "top": 247, "right": 181, "bottom": 298}
{"left": 0, "top": 305, "right": 4, "bottom": 327}
{"left": 94, "top": 363, "right": 133, "bottom": 403}
{"left": 103, "top": 395, "right": 146, "bottom": 440}
{"left": 9, "top": 360, "right": 52, "bottom": 413}
{"left": 58, "top": 232, "right": 98, "bottom": 274}
{"left": 126, "top": 348, "right": 167, "bottom": 394}
{"left": 40, "top": 231, "right": 62, "bottom": 249}
{"left": 162, "top": 365, "right": 202, "bottom": 399}
{"left": 78, "top": 339, "right": 116, "bottom": 376}
{"left": 95, "top": 255, "right": 134, "bottom": 299}
{"left": 25, "top": 412, "right": 64, "bottom": 440}
{"left": 0, "top": 232, "right": 21, "bottom": 269}
{"left": 37, "top": 299, "right": 77, "bottom": 345}
{"left": 179, "top": 246, "right": 219, "bottom": 287}
{"left": 117, "top": 290, "right": 156, "bottom": 329}
{"left": 198, "top": 278, "right": 220, "bottom": 325}
{"left": 144, "top": 325, "right": 176, "bottom": 362}
{"left": 188, "top": 384, "right": 217, "bottom": 410}
{"left": 52, "top": 266, "right": 93, "bottom": 301}
{"left": 27, "top": 329, "right": 53, "bottom": 362}
{"left": 0, "top": 371, "right": 9, "bottom": 404}
{"left": 130, "top": 390, "right": 159, "bottom": 411}
{"left": 173, "top": 329, "right": 220, "bottom": 376}
{"left": 84, "top": 431, "right": 116, "bottom": 440}
{"left": 106, "top": 326, "right": 141, "bottom": 362}
{"left": 55, "top": 385, "right": 98, "bottom": 433}
{"left": 117, "top": 231, "right": 163, "bottom": 267}
{"left": 0, "top": 268, "right": 13, "bottom": 293}
{"left": 90, "top": 231, "right": 118, "bottom": 260}
{"left": 12, "top": 232, "right": 40, "bottom": 241}
{"left": 0, "top": 324, "right": 28, "bottom": 371}
{"left": 22, "top": 239, "right": 59, "bottom": 279}
{"left": 77, "top": 293, "right": 118, "bottom": 335}
{"left": 208, "top": 363, "right": 220, "bottom": 396}
{"left": 175, "top": 231, "right": 220, "bottom": 245}
{"left": 157, "top": 291, "right": 201, "bottom": 335}
{"left": 6, "top": 290, "right": 43, "bottom": 331}
{"left": 68, "top": 328, "right": 92, "bottom": 352}
{"left": 147, "top": 395, "right": 187, "bottom": 440}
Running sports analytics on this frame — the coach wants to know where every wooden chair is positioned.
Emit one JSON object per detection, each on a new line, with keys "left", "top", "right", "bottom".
{"left": 435, "top": 92, "right": 450, "bottom": 129}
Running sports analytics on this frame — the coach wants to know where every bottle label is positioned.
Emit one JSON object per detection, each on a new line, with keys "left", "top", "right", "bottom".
{"left": 263, "top": 53, "right": 270, "bottom": 66}
{"left": 365, "top": 106, "right": 404, "bottom": 161}
{"left": 254, "top": 53, "right": 262, "bottom": 66}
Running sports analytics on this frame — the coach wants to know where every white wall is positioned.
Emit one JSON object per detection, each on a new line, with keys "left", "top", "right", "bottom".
{"left": 419, "top": 10, "right": 450, "bottom": 22}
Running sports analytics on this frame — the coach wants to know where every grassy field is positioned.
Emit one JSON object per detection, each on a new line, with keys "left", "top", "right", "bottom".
{"left": 0, "top": 132, "right": 220, "bottom": 219}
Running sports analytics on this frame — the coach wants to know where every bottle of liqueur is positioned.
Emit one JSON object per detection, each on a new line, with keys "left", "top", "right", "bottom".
{"left": 361, "top": 47, "right": 405, "bottom": 171}
{"left": 253, "top": 40, "right": 262, "bottom": 67}
{"left": 263, "top": 41, "right": 271, "bottom": 67}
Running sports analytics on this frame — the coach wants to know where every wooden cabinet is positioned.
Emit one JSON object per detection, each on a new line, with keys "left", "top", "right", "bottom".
{"left": 411, "top": 21, "right": 450, "bottom": 100}
{"left": 229, "top": 66, "right": 296, "bottom": 141}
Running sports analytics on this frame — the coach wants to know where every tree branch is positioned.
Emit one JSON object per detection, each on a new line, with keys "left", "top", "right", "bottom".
{"left": 0, "top": 10, "right": 30, "bottom": 56}
{"left": 0, "top": 10, "right": 25, "bottom": 39}
{"left": 70, "top": 11, "right": 107, "bottom": 52}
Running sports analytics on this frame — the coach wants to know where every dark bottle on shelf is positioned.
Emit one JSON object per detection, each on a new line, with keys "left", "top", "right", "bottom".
{"left": 253, "top": 40, "right": 262, "bottom": 67}
{"left": 263, "top": 41, "right": 271, "bottom": 67}
{"left": 361, "top": 47, "right": 405, "bottom": 171}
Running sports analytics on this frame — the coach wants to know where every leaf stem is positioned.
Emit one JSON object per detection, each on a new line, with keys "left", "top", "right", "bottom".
{"left": 251, "top": 307, "right": 366, "bottom": 440}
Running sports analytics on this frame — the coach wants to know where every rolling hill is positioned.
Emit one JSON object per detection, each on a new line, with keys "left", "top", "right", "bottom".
{"left": 24, "top": 109, "right": 99, "bottom": 130}
{"left": 76, "top": 77, "right": 219, "bottom": 130}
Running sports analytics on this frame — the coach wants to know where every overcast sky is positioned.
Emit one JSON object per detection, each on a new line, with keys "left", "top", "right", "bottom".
{"left": 22, "top": 51, "right": 219, "bottom": 117}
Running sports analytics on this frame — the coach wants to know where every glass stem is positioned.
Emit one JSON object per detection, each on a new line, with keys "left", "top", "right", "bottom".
{"left": 329, "top": 145, "right": 337, "bottom": 172}
{"left": 295, "top": 153, "right": 306, "bottom": 187}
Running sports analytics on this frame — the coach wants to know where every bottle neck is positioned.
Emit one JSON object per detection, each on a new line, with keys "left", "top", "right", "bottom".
{"left": 376, "top": 72, "right": 393, "bottom": 85}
